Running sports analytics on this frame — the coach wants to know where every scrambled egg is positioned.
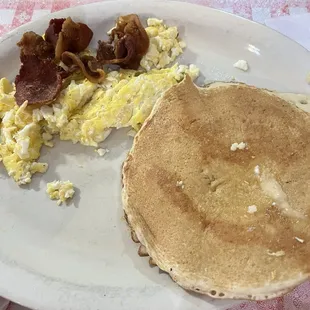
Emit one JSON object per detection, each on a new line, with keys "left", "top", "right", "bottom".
{"left": 0, "top": 78, "right": 15, "bottom": 118}
{"left": 140, "top": 18, "right": 186, "bottom": 71}
{"left": 46, "top": 180, "right": 75, "bottom": 205}
{"left": 0, "top": 18, "right": 200, "bottom": 187}
{"left": 0, "top": 79, "right": 48, "bottom": 184}
{"left": 33, "top": 79, "right": 99, "bottom": 135}
{"left": 60, "top": 64, "right": 199, "bottom": 147}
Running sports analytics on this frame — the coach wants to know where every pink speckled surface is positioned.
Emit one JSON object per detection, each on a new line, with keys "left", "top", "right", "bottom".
{"left": 0, "top": 1, "right": 309, "bottom": 310}
{"left": 0, "top": 0, "right": 309, "bottom": 36}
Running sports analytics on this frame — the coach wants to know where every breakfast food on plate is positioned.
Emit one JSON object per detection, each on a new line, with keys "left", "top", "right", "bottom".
{"left": 61, "top": 51, "right": 106, "bottom": 84}
{"left": 46, "top": 180, "right": 75, "bottom": 205}
{"left": 122, "top": 76, "right": 310, "bottom": 300}
{"left": 95, "top": 148, "right": 109, "bottom": 157}
{"left": 45, "top": 17, "right": 93, "bottom": 60}
{"left": 15, "top": 17, "right": 100, "bottom": 106}
{"left": 60, "top": 64, "right": 198, "bottom": 146}
{"left": 140, "top": 18, "right": 186, "bottom": 71}
{"left": 96, "top": 14, "right": 150, "bottom": 69}
{"left": 0, "top": 15, "right": 199, "bottom": 186}
{"left": 15, "top": 56, "right": 63, "bottom": 106}
{"left": 233, "top": 59, "right": 249, "bottom": 71}
{"left": 0, "top": 79, "right": 48, "bottom": 184}
{"left": 1, "top": 8, "right": 309, "bottom": 303}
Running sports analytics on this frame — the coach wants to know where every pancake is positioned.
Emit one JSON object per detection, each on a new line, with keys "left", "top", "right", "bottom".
{"left": 122, "top": 76, "right": 310, "bottom": 300}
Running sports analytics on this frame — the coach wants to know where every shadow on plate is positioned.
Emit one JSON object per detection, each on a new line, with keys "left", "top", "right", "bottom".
{"left": 67, "top": 186, "right": 81, "bottom": 208}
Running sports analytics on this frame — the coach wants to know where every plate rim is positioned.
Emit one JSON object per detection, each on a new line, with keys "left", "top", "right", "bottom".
{"left": 1, "top": 0, "right": 309, "bottom": 55}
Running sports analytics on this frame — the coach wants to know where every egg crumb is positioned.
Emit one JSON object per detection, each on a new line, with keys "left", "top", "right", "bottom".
{"left": 95, "top": 148, "right": 109, "bottom": 157}
{"left": 233, "top": 60, "right": 249, "bottom": 71}
{"left": 46, "top": 180, "right": 75, "bottom": 205}
{"left": 42, "top": 132, "right": 54, "bottom": 147}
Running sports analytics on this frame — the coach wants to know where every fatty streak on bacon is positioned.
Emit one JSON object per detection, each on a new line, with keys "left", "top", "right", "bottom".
{"left": 44, "top": 17, "right": 106, "bottom": 83}
{"left": 96, "top": 14, "right": 149, "bottom": 70}
{"left": 17, "top": 31, "right": 54, "bottom": 59}
{"left": 61, "top": 51, "right": 106, "bottom": 83}
{"left": 44, "top": 18, "right": 66, "bottom": 47}
{"left": 45, "top": 17, "right": 93, "bottom": 60}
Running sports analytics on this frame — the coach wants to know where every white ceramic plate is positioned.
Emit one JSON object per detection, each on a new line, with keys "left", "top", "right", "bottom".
{"left": 0, "top": 1, "right": 309, "bottom": 309}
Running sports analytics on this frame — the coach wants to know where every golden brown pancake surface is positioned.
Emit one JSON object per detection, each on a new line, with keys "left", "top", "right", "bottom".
{"left": 122, "top": 76, "right": 310, "bottom": 300}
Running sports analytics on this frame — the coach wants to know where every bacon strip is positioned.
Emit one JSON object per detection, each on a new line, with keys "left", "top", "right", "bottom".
{"left": 96, "top": 14, "right": 149, "bottom": 70}
{"left": 62, "top": 51, "right": 106, "bottom": 84}
{"left": 15, "top": 56, "right": 62, "bottom": 106}
{"left": 45, "top": 17, "right": 93, "bottom": 61}
{"left": 17, "top": 31, "right": 54, "bottom": 59}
